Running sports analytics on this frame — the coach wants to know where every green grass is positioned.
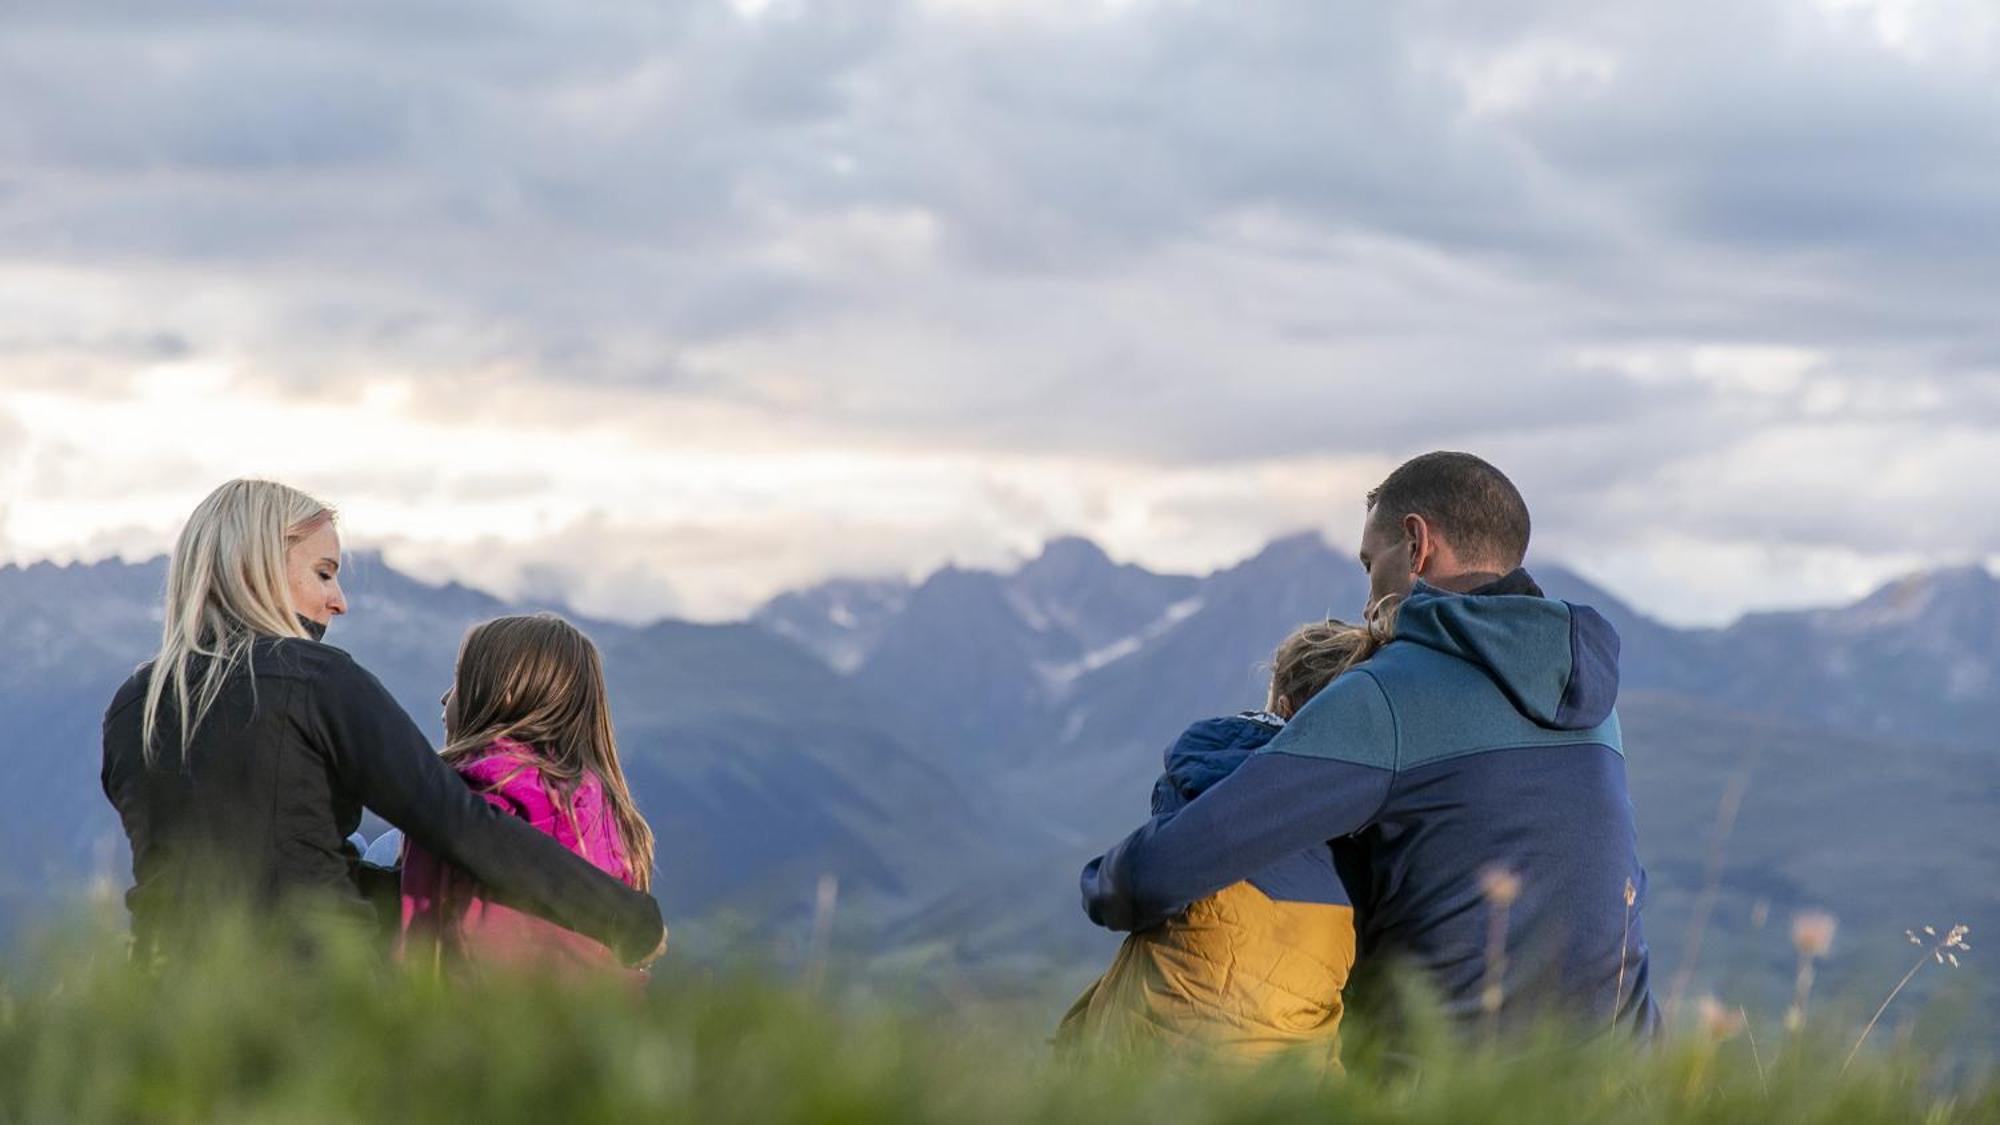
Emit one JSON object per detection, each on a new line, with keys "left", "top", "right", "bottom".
{"left": 0, "top": 912, "right": 1990, "bottom": 1125}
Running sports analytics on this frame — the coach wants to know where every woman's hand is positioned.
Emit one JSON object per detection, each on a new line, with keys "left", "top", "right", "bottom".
{"left": 634, "top": 924, "right": 669, "bottom": 970}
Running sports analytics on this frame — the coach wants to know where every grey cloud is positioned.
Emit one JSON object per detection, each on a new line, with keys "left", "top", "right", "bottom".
{"left": 0, "top": 329, "right": 189, "bottom": 362}
{"left": 842, "top": 3, "right": 1581, "bottom": 271}
{"left": 1517, "top": 6, "right": 2000, "bottom": 251}
{"left": 1494, "top": 3, "right": 2000, "bottom": 359}
{"left": 1, "top": 0, "right": 1973, "bottom": 352}
{"left": 2, "top": 0, "right": 1998, "bottom": 602}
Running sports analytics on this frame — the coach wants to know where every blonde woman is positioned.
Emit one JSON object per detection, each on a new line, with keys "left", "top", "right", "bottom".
{"left": 99, "top": 480, "right": 666, "bottom": 966}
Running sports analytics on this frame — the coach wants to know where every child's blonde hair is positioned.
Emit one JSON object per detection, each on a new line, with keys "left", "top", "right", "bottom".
{"left": 1266, "top": 599, "right": 1400, "bottom": 720}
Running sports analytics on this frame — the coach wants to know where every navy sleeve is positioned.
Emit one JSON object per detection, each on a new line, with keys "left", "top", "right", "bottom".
{"left": 1079, "top": 670, "right": 1398, "bottom": 932}
{"left": 309, "top": 652, "right": 666, "bottom": 964}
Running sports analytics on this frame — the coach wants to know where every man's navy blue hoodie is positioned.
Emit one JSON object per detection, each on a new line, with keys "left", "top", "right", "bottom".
{"left": 1081, "top": 572, "right": 1657, "bottom": 1035}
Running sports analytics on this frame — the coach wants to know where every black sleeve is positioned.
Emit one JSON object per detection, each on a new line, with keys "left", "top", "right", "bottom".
{"left": 307, "top": 651, "right": 664, "bottom": 964}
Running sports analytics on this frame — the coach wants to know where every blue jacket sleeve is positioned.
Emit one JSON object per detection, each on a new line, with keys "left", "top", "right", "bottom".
{"left": 1080, "top": 670, "right": 1398, "bottom": 932}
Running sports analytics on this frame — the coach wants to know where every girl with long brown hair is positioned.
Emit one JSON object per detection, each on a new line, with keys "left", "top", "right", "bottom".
{"left": 400, "top": 613, "right": 659, "bottom": 976}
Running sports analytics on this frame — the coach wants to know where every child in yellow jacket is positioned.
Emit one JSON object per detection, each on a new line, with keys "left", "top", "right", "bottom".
{"left": 1058, "top": 618, "right": 1389, "bottom": 1067}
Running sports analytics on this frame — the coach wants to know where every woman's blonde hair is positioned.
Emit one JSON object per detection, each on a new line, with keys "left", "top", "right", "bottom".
{"left": 143, "top": 479, "right": 335, "bottom": 762}
{"left": 1266, "top": 597, "right": 1401, "bottom": 720}
{"left": 442, "top": 614, "right": 656, "bottom": 893}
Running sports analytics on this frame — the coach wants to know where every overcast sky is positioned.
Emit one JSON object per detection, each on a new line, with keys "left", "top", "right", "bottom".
{"left": 2, "top": 0, "right": 1996, "bottom": 625}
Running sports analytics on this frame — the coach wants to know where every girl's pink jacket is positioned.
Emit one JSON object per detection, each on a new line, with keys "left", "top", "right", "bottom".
{"left": 399, "top": 738, "right": 641, "bottom": 979}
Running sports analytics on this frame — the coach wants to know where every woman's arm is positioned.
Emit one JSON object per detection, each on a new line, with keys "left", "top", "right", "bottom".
{"left": 308, "top": 651, "right": 665, "bottom": 964}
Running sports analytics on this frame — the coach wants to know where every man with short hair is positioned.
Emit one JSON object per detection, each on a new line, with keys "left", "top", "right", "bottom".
{"left": 1082, "top": 451, "right": 1657, "bottom": 1035}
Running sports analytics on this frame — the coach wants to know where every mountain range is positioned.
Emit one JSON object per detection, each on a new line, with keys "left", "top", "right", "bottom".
{"left": 3, "top": 535, "right": 1993, "bottom": 1018}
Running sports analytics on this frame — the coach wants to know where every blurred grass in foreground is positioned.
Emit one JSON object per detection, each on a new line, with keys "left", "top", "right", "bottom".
{"left": 0, "top": 910, "right": 1992, "bottom": 1125}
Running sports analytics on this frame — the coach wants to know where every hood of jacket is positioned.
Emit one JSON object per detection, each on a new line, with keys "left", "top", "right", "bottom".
{"left": 1151, "top": 713, "right": 1284, "bottom": 815}
{"left": 1391, "top": 570, "right": 1621, "bottom": 731}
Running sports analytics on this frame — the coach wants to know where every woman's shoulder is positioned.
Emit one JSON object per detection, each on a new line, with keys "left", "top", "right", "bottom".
{"left": 103, "top": 663, "right": 154, "bottom": 724}
{"left": 281, "top": 642, "right": 423, "bottom": 728}
{"left": 103, "top": 638, "right": 352, "bottom": 721}
{"left": 258, "top": 635, "right": 358, "bottom": 679}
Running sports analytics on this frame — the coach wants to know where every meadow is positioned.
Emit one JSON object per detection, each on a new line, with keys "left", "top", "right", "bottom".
{"left": 0, "top": 910, "right": 1988, "bottom": 1125}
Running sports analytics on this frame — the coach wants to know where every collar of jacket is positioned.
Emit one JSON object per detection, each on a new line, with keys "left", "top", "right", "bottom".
{"left": 1463, "top": 567, "right": 1543, "bottom": 598}
{"left": 297, "top": 615, "right": 328, "bottom": 642}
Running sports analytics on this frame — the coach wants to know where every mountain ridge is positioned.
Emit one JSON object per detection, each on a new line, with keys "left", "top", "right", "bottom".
{"left": 759, "top": 532, "right": 2000, "bottom": 755}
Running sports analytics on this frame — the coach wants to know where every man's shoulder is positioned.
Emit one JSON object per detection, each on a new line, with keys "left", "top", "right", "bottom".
{"left": 1259, "top": 667, "right": 1399, "bottom": 768}
{"left": 1360, "top": 637, "right": 1486, "bottom": 690}
{"left": 1366, "top": 641, "right": 1624, "bottom": 767}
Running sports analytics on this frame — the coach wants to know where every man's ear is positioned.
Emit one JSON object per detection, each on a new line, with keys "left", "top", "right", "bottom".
{"left": 1404, "top": 513, "right": 1437, "bottom": 577}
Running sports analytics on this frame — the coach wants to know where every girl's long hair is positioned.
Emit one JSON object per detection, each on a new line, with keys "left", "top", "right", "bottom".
{"left": 1266, "top": 595, "right": 1402, "bottom": 720}
{"left": 442, "top": 613, "right": 656, "bottom": 892}
{"left": 142, "top": 479, "right": 334, "bottom": 763}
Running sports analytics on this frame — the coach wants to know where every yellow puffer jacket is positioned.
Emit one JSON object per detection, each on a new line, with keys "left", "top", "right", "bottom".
{"left": 1059, "top": 880, "right": 1355, "bottom": 1067}
{"left": 1062, "top": 714, "right": 1357, "bottom": 1066}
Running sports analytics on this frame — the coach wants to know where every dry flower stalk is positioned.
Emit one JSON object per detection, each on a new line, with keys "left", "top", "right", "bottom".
{"left": 1784, "top": 909, "right": 1837, "bottom": 1033}
{"left": 1479, "top": 864, "right": 1519, "bottom": 1041}
{"left": 1843, "top": 922, "right": 1972, "bottom": 1073}
{"left": 1613, "top": 876, "right": 1637, "bottom": 1032}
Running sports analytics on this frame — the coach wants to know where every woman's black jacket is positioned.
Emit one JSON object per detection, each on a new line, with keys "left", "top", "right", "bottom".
{"left": 101, "top": 636, "right": 664, "bottom": 963}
